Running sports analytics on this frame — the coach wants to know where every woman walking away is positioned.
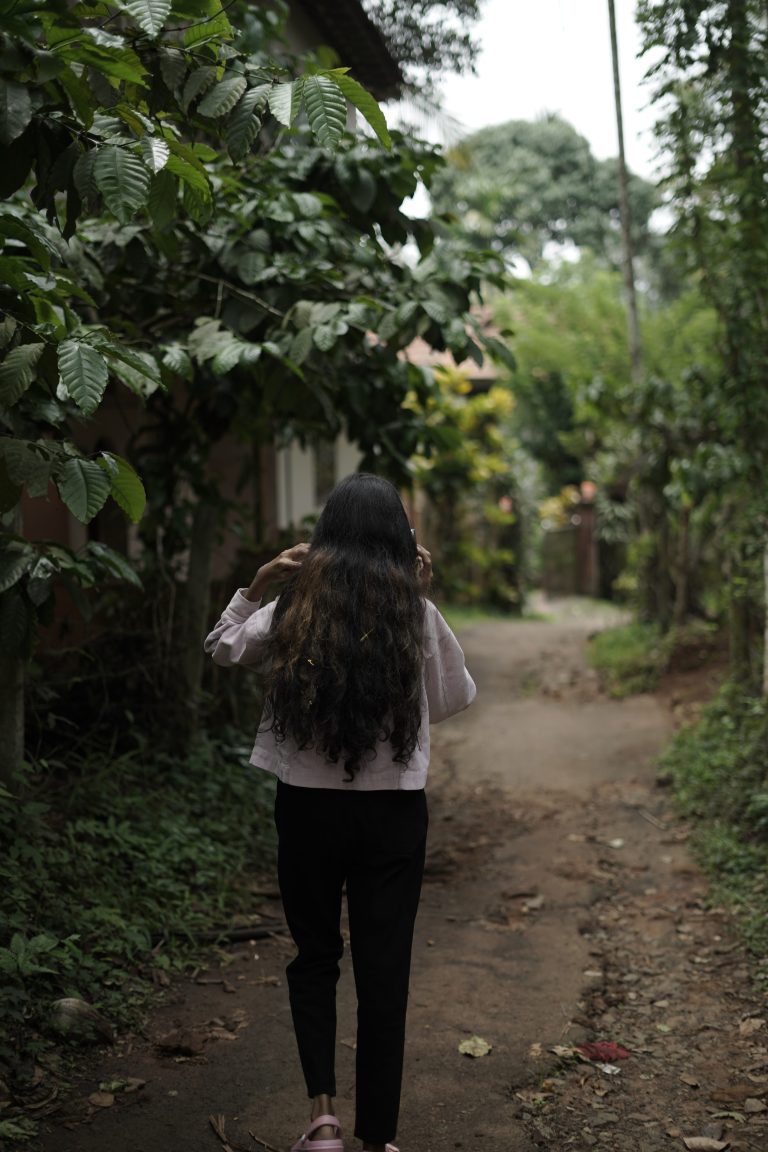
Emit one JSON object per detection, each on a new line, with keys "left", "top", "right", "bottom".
{"left": 205, "top": 473, "right": 476, "bottom": 1152}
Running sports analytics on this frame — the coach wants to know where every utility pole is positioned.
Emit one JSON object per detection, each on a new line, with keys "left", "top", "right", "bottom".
{"left": 608, "top": 0, "right": 643, "bottom": 385}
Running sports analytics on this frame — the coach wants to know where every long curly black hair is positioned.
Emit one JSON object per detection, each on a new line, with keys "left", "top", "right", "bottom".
{"left": 264, "top": 473, "right": 425, "bottom": 778}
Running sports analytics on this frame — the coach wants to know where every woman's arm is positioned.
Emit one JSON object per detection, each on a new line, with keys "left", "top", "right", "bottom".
{"left": 423, "top": 603, "right": 477, "bottom": 723}
{"left": 204, "top": 542, "right": 309, "bottom": 667}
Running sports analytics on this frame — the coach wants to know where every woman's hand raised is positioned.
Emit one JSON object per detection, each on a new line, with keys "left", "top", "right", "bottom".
{"left": 416, "top": 543, "right": 432, "bottom": 591}
{"left": 245, "top": 542, "right": 310, "bottom": 602}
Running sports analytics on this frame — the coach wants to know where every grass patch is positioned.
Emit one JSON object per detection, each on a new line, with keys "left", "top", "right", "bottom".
{"left": 588, "top": 618, "right": 719, "bottom": 698}
{"left": 588, "top": 622, "right": 665, "bottom": 697}
{"left": 661, "top": 683, "right": 768, "bottom": 967}
{"left": 0, "top": 729, "right": 276, "bottom": 1095}
{"left": 440, "top": 603, "right": 549, "bottom": 630}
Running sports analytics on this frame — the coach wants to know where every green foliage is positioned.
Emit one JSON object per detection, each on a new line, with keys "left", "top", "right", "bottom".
{"left": 0, "top": 731, "right": 277, "bottom": 1078}
{"left": 494, "top": 256, "right": 731, "bottom": 624}
{"left": 408, "top": 373, "right": 533, "bottom": 610}
{"left": 589, "top": 619, "right": 720, "bottom": 697}
{"left": 661, "top": 684, "right": 768, "bottom": 956}
{"left": 588, "top": 622, "right": 666, "bottom": 697}
{"left": 637, "top": 0, "right": 768, "bottom": 665}
{"left": 361, "top": 0, "right": 481, "bottom": 88}
{"left": 0, "top": 0, "right": 399, "bottom": 691}
{"left": 432, "top": 115, "right": 658, "bottom": 269}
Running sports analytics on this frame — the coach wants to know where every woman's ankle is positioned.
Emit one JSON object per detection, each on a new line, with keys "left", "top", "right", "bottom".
{"left": 310, "top": 1093, "right": 334, "bottom": 1121}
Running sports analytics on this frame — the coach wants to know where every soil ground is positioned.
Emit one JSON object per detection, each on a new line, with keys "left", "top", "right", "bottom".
{"left": 37, "top": 601, "right": 768, "bottom": 1152}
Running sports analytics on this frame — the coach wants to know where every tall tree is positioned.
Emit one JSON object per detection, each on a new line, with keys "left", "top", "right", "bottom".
{"left": 430, "top": 114, "right": 658, "bottom": 269}
{"left": 0, "top": 0, "right": 391, "bottom": 780}
{"left": 637, "top": 0, "right": 768, "bottom": 684}
{"left": 363, "top": 0, "right": 482, "bottom": 87}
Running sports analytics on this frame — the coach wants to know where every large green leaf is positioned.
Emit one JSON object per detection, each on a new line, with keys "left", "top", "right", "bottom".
{"left": 148, "top": 169, "right": 178, "bottom": 229}
{"left": 93, "top": 146, "right": 151, "bottom": 224}
{"left": 58, "top": 41, "right": 147, "bottom": 86}
{"left": 56, "top": 458, "right": 111, "bottom": 524}
{"left": 0, "top": 79, "right": 32, "bottom": 146}
{"left": 0, "top": 344, "right": 45, "bottom": 410}
{"left": 325, "top": 70, "right": 392, "bottom": 149}
{"left": 161, "top": 343, "right": 193, "bottom": 380}
{"left": 0, "top": 541, "right": 35, "bottom": 593}
{"left": 269, "top": 80, "right": 302, "bottom": 127}
{"left": 226, "top": 83, "right": 270, "bottom": 161}
{"left": 158, "top": 47, "right": 186, "bottom": 93}
{"left": 105, "top": 349, "right": 162, "bottom": 398}
{"left": 140, "top": 136, "right": 170, "bottom": 174}
{"left": 58, "top": 341, "right": 109, "bottom": 416}
{"left": 303, "top": 75, "right": 347, "bottom": 149}
{"left": 120, "top": 0, "right": 172, "bottom": 38}
{"left": 58, "top": 65, "right": 93, "bottom": 127}
{"left": 183, "top": 5, "right": 233, "bottom": 48}
{"left": 165, "top": 154, "right": 210, "bottom": 196}
{"left": 0, "top": 587, "right": 34, "bottom": 658}
{"left": 86, "top": 541, "right": 142, "bottom": 588}
{"left": 73, "top": 150, "right": 98, "bottom": 205}
{"left": 182, "top": 182, "right": 212, "bottom": 226}
{"left": 0, "top": 213, "right": 58, "bottom": 270}
{"left": 97, "top": 453, "right": 146, "bottom": 523}
{"left": 198, "top": 74, "right": 247, "bottom": 119}
{"left": 0, "top": 457, "right": 21, "bottom": 513}
{"left": 181, "top": 66, "right": 216, "bottom": 113}
{"left": 0, "top": 438, "right": 52, "bottom": 498}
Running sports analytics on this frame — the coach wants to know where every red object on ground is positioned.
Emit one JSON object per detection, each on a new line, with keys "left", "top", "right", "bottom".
{"left": 576, "top": 1041, "right": 631, "bottom": 1061}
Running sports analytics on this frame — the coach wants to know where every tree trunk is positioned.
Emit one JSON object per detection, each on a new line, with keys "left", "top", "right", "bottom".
{"left": 729, "top": 542, "right": 753, "bottom": 685}
{"left": 0, "top": 651, "right": 24, "bottom": 785}
{"left": 672, "top": 504, "right": 691, "bottom": 629}
{"left": 763, "top": 534, "right": 768, "bottom": 697}
{"left": 177, "top": 497, "right": 217, "bottom": 735}
{"left": 0, "top": 506, "right": 25, "bottom": 784}
{"left": 608, "top": 0, "right": 643, "bottom": 387}
{"left": 656, "top": 506, "right": 673, "bottom": 633}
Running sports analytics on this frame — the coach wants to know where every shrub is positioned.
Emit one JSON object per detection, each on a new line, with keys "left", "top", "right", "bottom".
{"left": 0, "top": 731, "right": 276, "bottom": 1079}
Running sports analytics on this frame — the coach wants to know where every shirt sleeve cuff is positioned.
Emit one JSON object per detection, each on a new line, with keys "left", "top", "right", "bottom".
{"left": 225, "top": 589, "right": 263, "bottom": 619}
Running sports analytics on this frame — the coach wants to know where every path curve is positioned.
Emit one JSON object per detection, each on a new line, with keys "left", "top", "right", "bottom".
{"left": 43, "top": 609, "right": 761, "bottom": 1152}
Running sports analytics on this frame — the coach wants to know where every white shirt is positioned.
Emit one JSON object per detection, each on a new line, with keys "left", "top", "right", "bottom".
{"left": 204, "top": 591, "right": 476, "bottom": 790}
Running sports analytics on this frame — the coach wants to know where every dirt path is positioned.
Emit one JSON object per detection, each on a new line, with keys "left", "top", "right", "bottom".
{"left": 39, "top": 608, "right": 767, "bottom": 1152}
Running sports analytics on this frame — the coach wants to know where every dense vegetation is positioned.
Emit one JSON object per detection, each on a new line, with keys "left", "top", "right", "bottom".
{"left": 1, "top": 0, "right": 767, "bottom": 1137}
{"left": 0, "top": 0, "right": 505, "bottom": 1124}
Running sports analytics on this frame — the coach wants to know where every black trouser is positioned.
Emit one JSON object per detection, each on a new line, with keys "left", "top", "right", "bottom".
{"left": 274, "top": 781, "right": 428, "bottom": 1146}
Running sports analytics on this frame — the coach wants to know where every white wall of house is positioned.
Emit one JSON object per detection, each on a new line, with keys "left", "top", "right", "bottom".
{"left": 275, "top": 434, "right": 363, "bottom": 529}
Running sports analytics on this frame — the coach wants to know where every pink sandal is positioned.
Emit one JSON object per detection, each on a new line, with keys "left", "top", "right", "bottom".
{"left": 291, "top": 1114, "right": 344, "bottom": 1151}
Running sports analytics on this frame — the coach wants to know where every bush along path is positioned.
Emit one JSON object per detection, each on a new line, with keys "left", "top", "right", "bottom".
{"left": 33, "top": 606, "right": 768, "bottom": 1152}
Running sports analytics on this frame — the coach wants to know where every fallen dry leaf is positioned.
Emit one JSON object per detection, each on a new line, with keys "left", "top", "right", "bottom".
{"left": 528, "top": 1042, "right": 543, "bottom": 1058}
{"left": 680, "top": 1073, "right": 700, "bottom": 1088}
{"left": 596, "top": 1063, "right": 622, "bottom": 1075}
{"left": 458, "top": 1035, "right": 492, "bottom": 1058}
{"left": 743, "top": 1098, "right": 767, "bottom": 1113}
{"left": 88, "top": 1091, "right": 114, "bottom": 1108}
{"left": 682, "top": 1139, "right": 729, "bottom": 1151}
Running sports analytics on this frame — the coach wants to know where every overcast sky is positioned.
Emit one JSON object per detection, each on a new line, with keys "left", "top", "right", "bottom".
{"left": 436, "top": 0, "right": 660, "bottom": 180}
